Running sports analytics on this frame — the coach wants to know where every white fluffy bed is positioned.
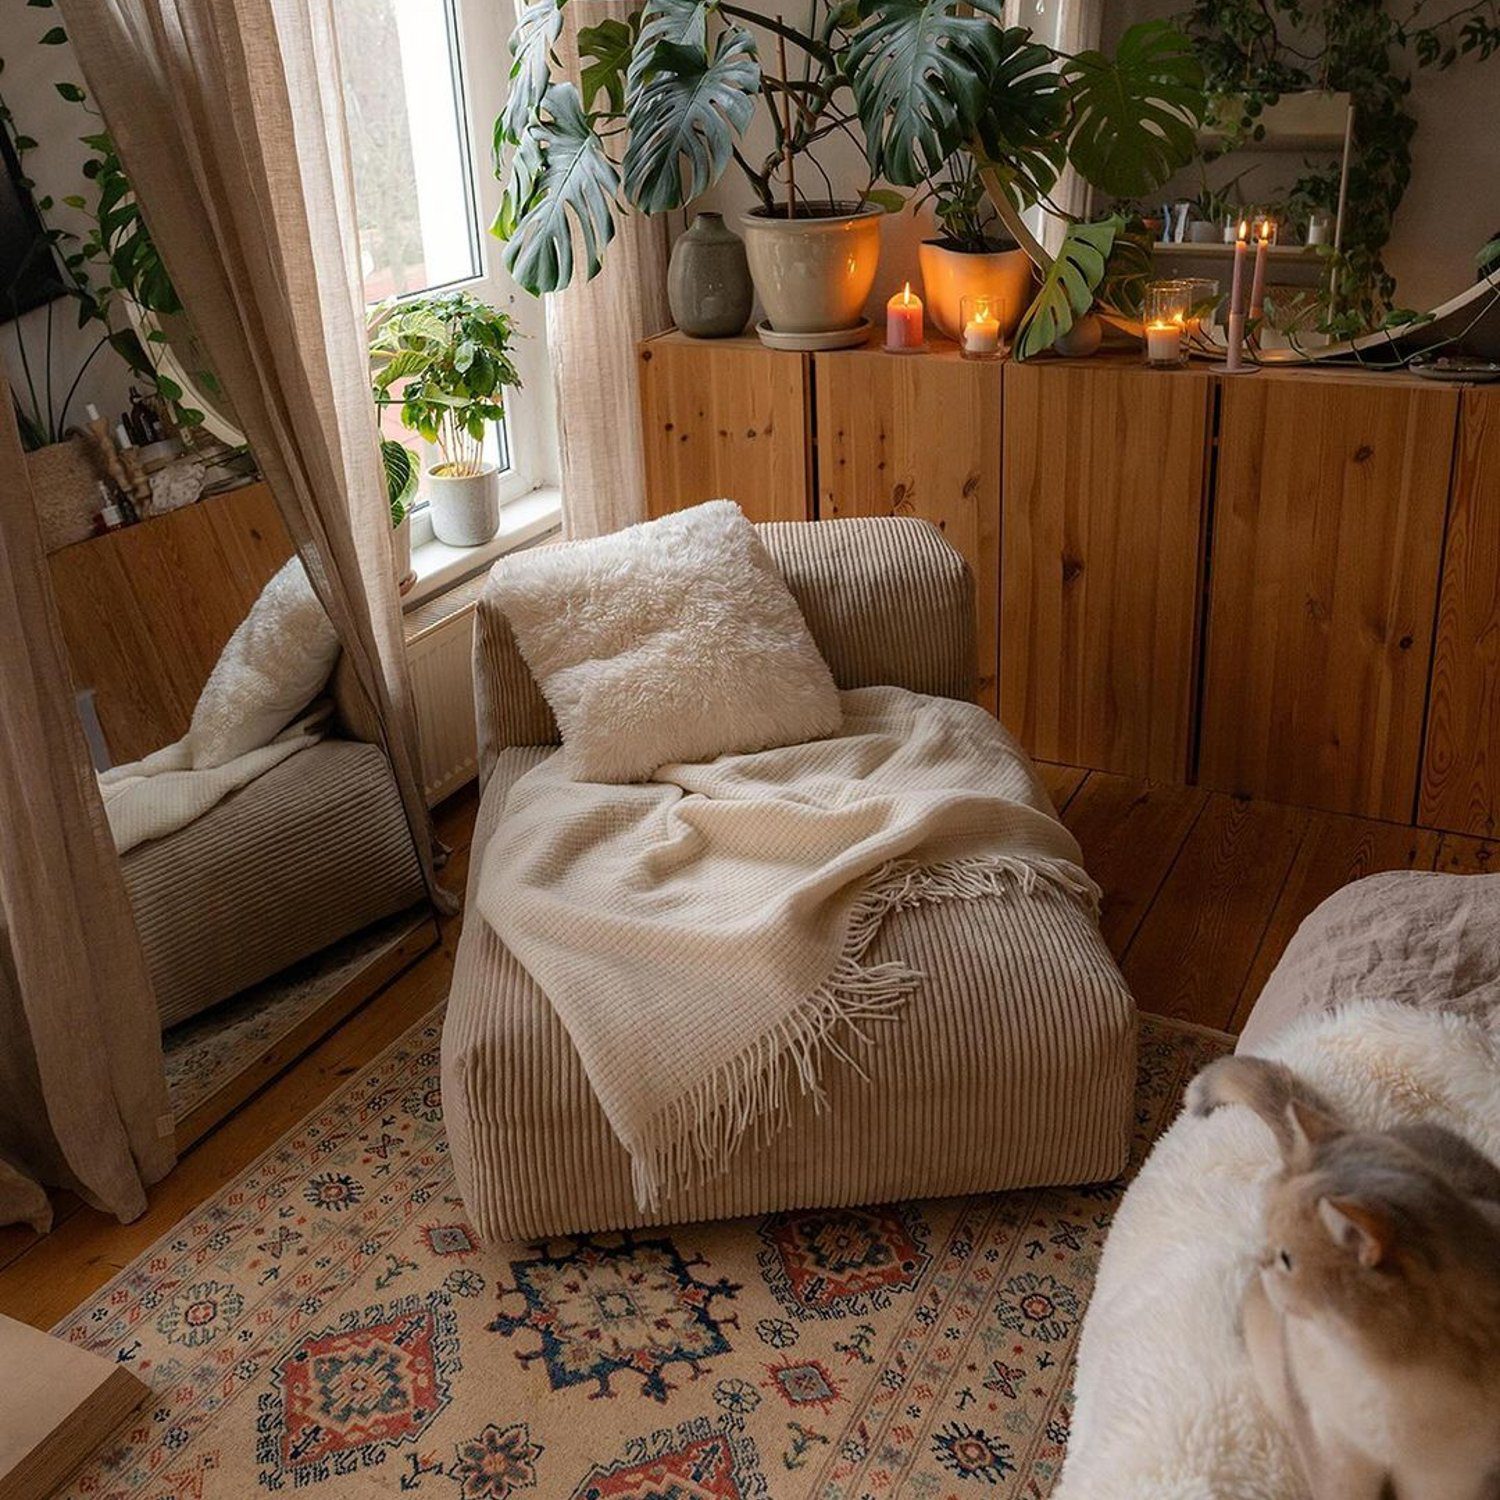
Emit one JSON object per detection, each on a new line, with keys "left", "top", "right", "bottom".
{"left": 1053, "top": 999, "right": 1500, "bottom": 1500}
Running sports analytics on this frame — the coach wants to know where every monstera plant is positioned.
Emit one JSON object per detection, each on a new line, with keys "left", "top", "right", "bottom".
{"left": 494, "top": 0, "right": 1205, "bottom": 353}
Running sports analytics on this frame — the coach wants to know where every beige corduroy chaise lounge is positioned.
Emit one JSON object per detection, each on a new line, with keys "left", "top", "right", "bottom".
{"left": 441, "top": 515, "right": 1137, "bottom": 1242}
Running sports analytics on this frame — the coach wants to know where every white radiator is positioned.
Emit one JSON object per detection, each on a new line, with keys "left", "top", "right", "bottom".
{"left": 406, "top": 605, "right": 479, "bottom": 807}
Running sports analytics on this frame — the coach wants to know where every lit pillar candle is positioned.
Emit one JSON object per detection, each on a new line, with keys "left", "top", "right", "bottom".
{"left": 1227, "top": 220, "right": 1248, "bottom": 372}
{"left": 1249, "top": 221, "right": 1271, "bottom": 323}
{"left": 885, "top": 282, "right": 924, "bottom": 351}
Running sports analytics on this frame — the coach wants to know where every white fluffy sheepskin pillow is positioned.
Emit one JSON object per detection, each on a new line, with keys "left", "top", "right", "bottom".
{"left": 492, "top": 500, "right": 841, "bottom": 782}
{"left": 189, "top": 556, "right": 340, "bottom": 769}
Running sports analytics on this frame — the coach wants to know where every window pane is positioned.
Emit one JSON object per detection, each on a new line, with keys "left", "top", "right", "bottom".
{"left": 341, "top": 0, "right": 481, "bottom": 302}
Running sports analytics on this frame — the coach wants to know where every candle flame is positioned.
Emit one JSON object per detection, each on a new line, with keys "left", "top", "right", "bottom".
{"left": 902, "top": 282, "right": 912, "bottom": 303}
{"left": 1237, "top": 219, "right": 1249, "bottom": 241}
{"left": 1259, "top": 221, "right": 1272, "bottom": 242}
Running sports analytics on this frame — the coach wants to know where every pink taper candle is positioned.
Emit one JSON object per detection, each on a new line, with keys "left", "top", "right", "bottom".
{"left": 1227, "top": 220, "right": 1248, "bottom": 372}
{"left": 1249, "top": 221, "right": 1271, "bottom": 322}
{"left": 885, "top": 282, "right": 924, "bottom": 351}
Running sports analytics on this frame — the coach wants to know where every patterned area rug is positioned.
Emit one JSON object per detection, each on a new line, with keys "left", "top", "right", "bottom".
{"left": 163, "top": 911, "right": 430, "bottom": 1122}
{"left": 56, "top": 1010, "right": 1228, "bottom": 1500}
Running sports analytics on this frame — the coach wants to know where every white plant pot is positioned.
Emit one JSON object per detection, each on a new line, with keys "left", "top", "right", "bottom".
{"left": 916, "top": 239, "right": 1035, "bottom": 343}
{"left": 427, "top": 464, "right": 500, "bottom": 547}
{"left": 393, "top": 512, "right": 415, "bottom": 595}
{"left": 741, "top": 201, "right": 883, "bottom": 334}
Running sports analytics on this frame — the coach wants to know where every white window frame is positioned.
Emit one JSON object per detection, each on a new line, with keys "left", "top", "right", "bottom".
{"left": 357, "top": 0, "right": 560, "bottom": 551}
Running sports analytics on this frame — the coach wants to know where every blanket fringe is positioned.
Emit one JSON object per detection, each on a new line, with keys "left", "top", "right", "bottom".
{"left": 630, "top": 854, "right": 1099, "bottom": 1211}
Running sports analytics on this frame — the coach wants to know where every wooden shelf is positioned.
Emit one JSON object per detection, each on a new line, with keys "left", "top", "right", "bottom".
{"left": 1154, "top": 242, "right": 1321, "bottom": 260}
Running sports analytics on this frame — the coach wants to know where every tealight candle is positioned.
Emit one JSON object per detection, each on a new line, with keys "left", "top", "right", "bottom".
{"left": 885, "top": 282, "right": 924, "bottom": 352}
{"left": 1145, "top": 318, "right": 1183, "bottom": 365}
{"left": 960, "top": 294, "right": 1002, "bottom": 360}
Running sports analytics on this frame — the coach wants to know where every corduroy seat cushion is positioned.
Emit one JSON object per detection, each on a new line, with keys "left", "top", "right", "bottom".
{"left": 441, "top": 747, "right": 1137, "bottom": 1243}
{"left": 123, "top": 738, "right": 426, "bottom": 1030}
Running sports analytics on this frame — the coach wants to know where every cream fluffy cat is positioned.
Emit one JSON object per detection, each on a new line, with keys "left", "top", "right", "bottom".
{"left": 1188, "top": 1054, "right": 1500, "bottom": 1500}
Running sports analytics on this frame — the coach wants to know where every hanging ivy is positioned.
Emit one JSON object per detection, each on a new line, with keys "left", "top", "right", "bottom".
{"left": 1182, "top": 0, "right": 1500, "bottom": 329}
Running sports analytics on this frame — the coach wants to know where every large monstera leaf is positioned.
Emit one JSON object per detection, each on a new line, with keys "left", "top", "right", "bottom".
{"left": 626, "top": 0, "right": 717, "bottom": 98}
{"left": 497, "top": 83, "right": 620, "bottom": 294}
{"left": 498, "top": 0, "right": 566, "bottom": 152}
{"left": 972, "top": 27, "right": 1067, "bottom": 208}
{"left": 1062, "top": 20, "right": 1204, "bottom": 199}
{"left": 622, "top": 32, "right": 759, "bottom": 214}
{"left": 847, "top": 0, "right": 1008, "bottom": 188}
{"left": 1013, "top": 216, "right": 1119, "bottom": 361}
{"left": 579, "top": 14, "right": 639, "bottom": 111}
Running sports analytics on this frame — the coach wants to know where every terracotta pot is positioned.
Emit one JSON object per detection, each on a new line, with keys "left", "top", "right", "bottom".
{"left": 916, "top": 239, "right": 1035, "bottom": 342}
{"left": 741, "top": 201, "right": 883, "bottom": 334}
{"left": 427, "top": 464, "right": 500, "bottom": 547}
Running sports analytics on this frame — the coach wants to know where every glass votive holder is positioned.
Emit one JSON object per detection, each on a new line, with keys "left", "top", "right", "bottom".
{"left": 1143, "top": 279, "right": 1190, "bottom": 367}
{"left": 959, "top": 293, "right": 1004, "bottom": 361}
{"left": 1179, "top": 277, "right": 1220, "bottom": 340}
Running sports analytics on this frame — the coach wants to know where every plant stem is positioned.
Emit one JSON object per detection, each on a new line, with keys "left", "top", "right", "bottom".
{"left": 720, "top": 4, "right": 831, "bottom": 62}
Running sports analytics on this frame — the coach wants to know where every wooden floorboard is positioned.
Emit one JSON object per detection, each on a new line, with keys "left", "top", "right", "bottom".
{"left": 1036, "top": 761, "right": 1088, "bottom": 815}
{"left": 1230, "top": 814, "right": 1442, "bottom": 1031}
{"left": 1061, "top": 774, "right": 1208, "bottom": 958}
{"left": 1122, "top": 793, "right": 1310, "bottom": 1030}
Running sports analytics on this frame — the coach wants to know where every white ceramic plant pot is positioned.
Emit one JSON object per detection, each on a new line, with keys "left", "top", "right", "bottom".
{"left": 428, "top": 465, "right": 500, "bottom": 547}
{"left": 916, "top": 239, "right": 1035, "bottom": 342}
{"left": 392, "top": 512, "right": 415, "bottom": 594}
{"left": 741, "top": 201, "right": 883, "bottom": 334}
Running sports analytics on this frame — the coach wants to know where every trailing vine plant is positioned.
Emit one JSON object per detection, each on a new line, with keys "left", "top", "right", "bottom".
{"left": 1181, "top": 0, "right": 1500, "bottom": 331}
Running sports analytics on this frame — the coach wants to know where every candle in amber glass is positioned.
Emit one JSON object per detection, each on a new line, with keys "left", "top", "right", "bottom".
{"left": 885, "top": 282, "right": 924, "bottom": 352}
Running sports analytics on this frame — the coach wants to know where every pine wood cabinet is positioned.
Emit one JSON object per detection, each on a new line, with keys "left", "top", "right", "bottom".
{"left": 1001, "top": 361, "right": 1211, "bottom": 782}
{"left": 637, "top": 332, "right": 812, "bottom": 523}
{"left": 1199, "top": 373, "right": 1458, "bottom": 822}
{"left": 1420, "top": 388, "right": 1500, "bottom": 836}
{"left": 815, "top": 343, "right": 1001, "bottom": 711}
{"left": 636, "top": 333, "right": 1500, "bottom": 834}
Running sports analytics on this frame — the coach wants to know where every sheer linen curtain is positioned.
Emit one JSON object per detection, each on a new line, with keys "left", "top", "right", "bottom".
{"left": 548, "top": 0, "right": 672, "bottom": 540}
{"left": 0, "top": 385, "right": 174, "bottom": 1230}
{"left": 59, "top": 0, "right": 445, "bottom": 904}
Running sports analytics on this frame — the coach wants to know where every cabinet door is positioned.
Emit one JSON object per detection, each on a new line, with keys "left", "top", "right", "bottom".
{"left": 1001, "top": 361, "right": 1210, "bottom": 780}
{"left": 1420, "top": 388, "right": 1500, "bottom": 835}
{"left": 1200, "top": 375, "right": 1457, "bottom": 821}
{"left": 815, "top": 345, "right": 1001, "bottom": 710}
{"left": 637, "top": 333, "right": 812, "bottom": 523}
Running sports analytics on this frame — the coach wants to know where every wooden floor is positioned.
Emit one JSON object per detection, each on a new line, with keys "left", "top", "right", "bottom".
{"left": 1, "top": 767, "right": 1490, "bottom": 1330}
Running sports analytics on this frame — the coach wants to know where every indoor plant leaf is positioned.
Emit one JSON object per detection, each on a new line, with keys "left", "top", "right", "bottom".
{"left": 1013, "top": 215, "right": 1118, "bottom": 360}
{"left": 971, "top": 26, "right": 1068, "bottom": 207}
{"left": 622, "top": 32, "right": 759, "bottom": 214}
{"left": 626, "top": 0, "right": 717, "bottom": 99}
{"left": 380, "top": 438, "right": 419, "bottom": 525}
{"left": 498, "top": 82, "right": 620, "bottom": 294}
{"left": 579, "top": 14, "right": 639, "bottom": 112}
{"left": 846, "top": 0, "right": 1008, "bottom": 188}
{"left": 1062, "top": 20, "right": 1205, "bottom": 199}
{"left": 499, "top": 0, "right": 567, "bottom": 151}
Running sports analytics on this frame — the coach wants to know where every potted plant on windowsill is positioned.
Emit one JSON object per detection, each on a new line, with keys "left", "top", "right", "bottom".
{"left": 494, "top": 0, "right": 1205, "bottom": 359}
{"left": 381, "top": 437, "right": 419, "bottom": 593}
{"left": 368, "top": 292, "right": 521, "bottom": 548}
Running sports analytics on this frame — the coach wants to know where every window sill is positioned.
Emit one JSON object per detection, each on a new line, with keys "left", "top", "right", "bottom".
{"left": 402, "top": 486, "right": 561, "bottom": 611}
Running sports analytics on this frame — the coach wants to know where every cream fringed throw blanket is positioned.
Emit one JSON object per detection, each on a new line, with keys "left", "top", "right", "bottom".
{"left": 478, "top": 685, "right": 1098, "bottom": 1208}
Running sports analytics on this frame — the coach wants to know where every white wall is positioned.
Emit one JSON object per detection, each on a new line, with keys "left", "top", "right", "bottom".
{"left": 0, "top": 0, "right": 135, "bottom": 440}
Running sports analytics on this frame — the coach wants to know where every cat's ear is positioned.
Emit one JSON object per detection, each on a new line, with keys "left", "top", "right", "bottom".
{"left": 1318, "top": 1196, "right": 1395, "bottom": 1269}
{"left": 1284, "top": 1098, "right": 1341, "bottom": 1167}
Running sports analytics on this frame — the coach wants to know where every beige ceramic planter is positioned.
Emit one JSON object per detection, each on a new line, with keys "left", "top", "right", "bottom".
{"left": 916, "top": 239, "right": 1035, "bottom": 342}
{"left": 427, "top": 465, "right": 500, "bottom": 547}
{"left": 741, "top": 201, "right": 883, "bottom": 334}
